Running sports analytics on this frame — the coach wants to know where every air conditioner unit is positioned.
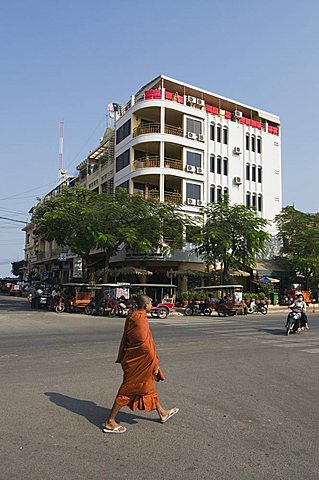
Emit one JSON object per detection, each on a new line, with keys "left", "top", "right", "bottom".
{"left": 187, "top": 95, "right": 197, "bottom": 104}
{"left": 233, "top": 146, "right": 241, "bottom": 154}
{"left": 187, "top": 131, "right": 197, "bottom": 140}
{"left": 233, "top": 110, "right": 243, "bottom": 119}
{"left": 198, "top": 134, "right": 205, "bottom": 142}
{"left": 186, "top": 164, "right": 196, "bottom": 173}
{"left": 196, "top": 167, "right": 204, "bottom": 175}
{"left": 186, "top": 198, "right": 196, "bottom": 206}
{"left": 233, "top": 176, "right": 242, "bottom": 185}
{"left": 196, "top": 199, "right": 203, "bottom": 206}
{"left": 197, "top": 99, "right": 205, "bottom": 107}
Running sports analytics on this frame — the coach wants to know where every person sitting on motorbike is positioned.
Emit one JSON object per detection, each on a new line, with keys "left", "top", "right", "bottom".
{"left": 288, "top": 294, "right": 308, "bottom": 331}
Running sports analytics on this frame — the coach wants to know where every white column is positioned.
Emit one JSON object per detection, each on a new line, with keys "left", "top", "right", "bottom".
{"left": 159, "top": 173, "right": 164, "bottom": 202}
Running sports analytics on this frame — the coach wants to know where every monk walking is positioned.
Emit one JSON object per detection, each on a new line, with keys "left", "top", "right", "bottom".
{"left": 103, "top": 295, "right": 179, "bottom": 433}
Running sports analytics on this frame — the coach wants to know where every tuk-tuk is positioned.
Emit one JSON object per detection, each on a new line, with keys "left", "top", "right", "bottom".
{"left": 129, "top": 284, "right": 177, "bottom": 319}
{"left": 193, "top": 284, "right": 244, "bottom": 317}
{"left": 61, "top": 283, "right": 101, "bottom": 313}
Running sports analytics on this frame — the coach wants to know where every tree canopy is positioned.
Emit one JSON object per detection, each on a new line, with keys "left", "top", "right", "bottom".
{"left": 32, "top": 186, "right": 188, "bottom": 281}
{"left": 195, "top": 198, "right": 270, "bottom": 283}
{"left": 275, "top": 206, "right": 319, "bottom": 288}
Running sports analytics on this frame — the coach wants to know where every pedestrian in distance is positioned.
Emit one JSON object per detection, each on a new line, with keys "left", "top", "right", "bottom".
{"left": 102, "top": 294, "right": 179, "bottom": 434}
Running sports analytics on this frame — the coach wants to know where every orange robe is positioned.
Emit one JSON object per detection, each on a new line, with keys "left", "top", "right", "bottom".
{"left": 115, "top": 309, "right": 165, "bottom": 411}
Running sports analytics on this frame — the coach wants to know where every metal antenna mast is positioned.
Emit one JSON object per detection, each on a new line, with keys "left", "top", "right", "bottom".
{"left": 59, "top": 121, "right": 68, "bottom": 182}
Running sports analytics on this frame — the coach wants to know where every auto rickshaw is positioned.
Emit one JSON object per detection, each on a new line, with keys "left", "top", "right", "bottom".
{"left": 61, "top": 283, "right": 101, "bottom": 313}
{"left": 193, "top": 284, "right": 244, "bottom": 316}
{"left": 129, "top": 283, "right": 177, "bottom": 318}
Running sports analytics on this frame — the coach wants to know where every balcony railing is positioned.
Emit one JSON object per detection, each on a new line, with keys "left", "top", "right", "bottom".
{"left": 164, "top": 125, "right": 183, "bottom": 136}
{"left": 164, "top": 157, "right": 183, "bottom": 170}
{"left": 133, "top": 123, "right": 183, "bottom": 138}
{"left": 133, "top": 156, "right": 160, "bottom": 169}
{"left": 133, "top": 123, "right": 160, "bottom": 137}
{"left": 148, "top": 191, "right": 182, "bottom": 204}
{"left": 164, "top": 192, "right": 182, "bottom": 204}
{"left": 133, "top": 156, "right": 183, "bottom": 171}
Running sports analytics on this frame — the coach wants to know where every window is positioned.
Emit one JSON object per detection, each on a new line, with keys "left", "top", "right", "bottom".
{"left": 258, "top": 166, "right": 262, "bottom": 183}
{"left": 210, "top": 123, "right": 215, "bottom": 141}
{"left": 186, "top": 118, "right": 202, "bottom": 135}
{"left": 217, "top": 156, "right": 222, "bottom": 174}
{"left": 116, "top": 119, "right": 131, "bottom": 145}
{"left": 217, "top": 125, "right": 221, "bottom": 143}
{"left": 223, "top": 158, "right": 228, "bottom": 176}
{"left": 246, "top": 134, "right": 250, "bottom": 151}
{"left": 217, "top": 186, "right": 222, "bottom": 202}
{"left": 246, "top": 163, "right": 250, "bottom": 180}
{"left": 223, "top": 127, "right": 228, "bottom": 145}
{"left": 223, "top": 187, "right": 228, "bottom": 196}
{"left": 257, "top": 137, "right": 262, "bottom": 154}
{"left": 258, "top": 194, "right": 262, "bottom": 212}
{"left": 246, "top": 192, "right": 251, "bottom": 207}
{"left": 186, "top": 151, "right": 201, "bottom": 168}
{"left": 210, "top": 155, "right": 215, "bottom": 173}
{"left": 116, "top": 180, "right": 129, "bottom": 192}
{"left": 252, "top": 193, "right": 257, "bottom": 208}
{"left": 116, "top": 149, "right": 130, "bottom": 172}
{"left": 252, "top": 164, "right": 256, "bottom": 182}
{"left": 251, "top": 136, "right": 256, "bottom": 152}
{"left": 210, "top": 185, "right": 215, "bottom": 203}
{"left": 186, "top": 183, "right": 201, "bottom": 200}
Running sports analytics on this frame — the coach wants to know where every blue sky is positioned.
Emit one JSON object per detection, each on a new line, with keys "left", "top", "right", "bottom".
{"left": 1, "top": 0, "right": 318, "bottom": 277}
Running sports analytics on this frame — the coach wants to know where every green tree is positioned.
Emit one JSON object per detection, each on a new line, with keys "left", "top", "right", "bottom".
{"left": 93, "top": 189, "right": 186, "bottom": 280}
{"left": 32, "top": 187, "right": 98, "bottom": 281}
{"left": 195, "top": 198, "right": 270, "bottom": 283}
{"left": 32, "top": 187, "right": 188, "bottom": 282}
{"left": 11, "top": 260, "right": 26, "bottom": 278}
{"left": 275, "top": 206, "right": 319, "bottom": 288}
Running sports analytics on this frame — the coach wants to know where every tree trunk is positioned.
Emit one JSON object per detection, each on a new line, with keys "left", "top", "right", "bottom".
{"left": 81, "top": 256, "right": 88, "bottom": 283}
{"left": 103, "top": 253, "right": 111, "bottom": 283}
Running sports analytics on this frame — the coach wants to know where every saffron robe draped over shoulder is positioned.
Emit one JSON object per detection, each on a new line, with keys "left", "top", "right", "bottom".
{"left": 115, "top": 309, "right": 165, "bottom": 411}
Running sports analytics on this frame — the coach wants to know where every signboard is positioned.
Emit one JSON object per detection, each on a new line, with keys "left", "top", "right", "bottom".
{"left": 59, "top": 253, "right": 67, "bottom": 262}
{"left": 42, "top": 270, "right": 48, "bottom": 279}
{"left": 72, "top": 257, "right": 83, "bottom": 278}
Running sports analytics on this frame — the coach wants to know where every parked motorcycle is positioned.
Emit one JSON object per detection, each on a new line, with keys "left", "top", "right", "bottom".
{"left": 184, "top": 300, "right": 212, "bottom": 316}
{"left": 247, "top": 299, "right": 268, "bottom": 315}
{"left": 285, "top": 306, "right": 302, "bottom": 335}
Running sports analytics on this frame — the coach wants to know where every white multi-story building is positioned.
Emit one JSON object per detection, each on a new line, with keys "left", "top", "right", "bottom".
{"left": 114, "top": 75, "right": 281, "bottom": 233}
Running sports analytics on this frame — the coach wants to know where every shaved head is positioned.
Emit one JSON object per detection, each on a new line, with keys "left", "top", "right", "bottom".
{"left": 136, "top": 295, "right": 152, "bottom": 310}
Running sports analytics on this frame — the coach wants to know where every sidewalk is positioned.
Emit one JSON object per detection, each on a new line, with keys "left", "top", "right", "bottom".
{"left": 172, "top": 304, "right": 319, "bottom": 316}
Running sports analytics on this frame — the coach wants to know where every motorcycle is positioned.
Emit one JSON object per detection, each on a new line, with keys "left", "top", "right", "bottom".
{"left": 84, "top": 297, "right": 100, "bottom": 316}
{"left": 54, "top": 295, "right": 65, "bottom": 313}
{"left": 247, "top": 299, "right": 268, "bottom": 315}
{"left": 184, "top": 300, "right": 212, "bottom": 316}
{"left": 285, "top": 306, "right": 302, "bottom": 336}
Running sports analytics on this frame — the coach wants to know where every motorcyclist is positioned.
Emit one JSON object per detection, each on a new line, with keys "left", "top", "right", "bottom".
{"left": 289, "top": 294, "right": 309, "bottom": 331}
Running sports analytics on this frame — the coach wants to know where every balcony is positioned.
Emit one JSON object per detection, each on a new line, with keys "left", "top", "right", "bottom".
{"left": 133, "top": 123, "right": 183, "bottom": 138}
{"left": 133, "top": 123, "right": 160, "bottom": 137}
{"left": 164, "top": 157, "right": 183, "bottom": 171}
{"left": 164, "top": 125, "right": 183, "bottom": 136}
{"left": 149, "top": 190, "right": 182, "bottom": 204}
{"left": 133, "top": 156, "right": 160, "bottom": 169}
{"left": 133, "top": 155, "right": 182, "bottom": 171}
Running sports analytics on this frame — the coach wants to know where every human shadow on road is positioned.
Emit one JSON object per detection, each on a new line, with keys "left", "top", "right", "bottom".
{"left": 257, "top": 328, "right": 284, "bottom": 336}
{"left": 44, "top": 392, "right": 159, "bottom": 429}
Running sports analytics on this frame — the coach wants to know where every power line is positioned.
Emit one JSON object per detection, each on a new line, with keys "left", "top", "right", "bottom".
{"left": 0, "top": 216, "right": 28, "bottom": 225}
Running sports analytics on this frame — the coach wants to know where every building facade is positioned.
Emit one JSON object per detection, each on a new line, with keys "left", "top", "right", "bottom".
{"left": 24, "top": 75, "right": 282, "bottom": 287}
{"left": 114, "top": 75, "right": 281, "bottom": 231}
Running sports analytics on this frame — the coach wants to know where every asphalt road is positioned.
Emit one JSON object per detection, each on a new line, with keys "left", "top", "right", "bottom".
{"left": 1, "top": 295, "right": 319, "bottom": 480}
